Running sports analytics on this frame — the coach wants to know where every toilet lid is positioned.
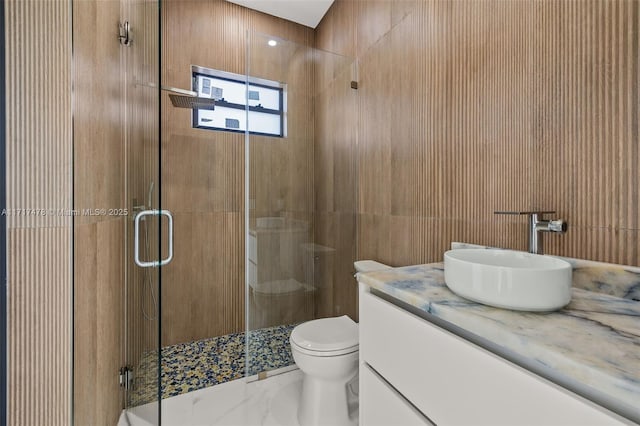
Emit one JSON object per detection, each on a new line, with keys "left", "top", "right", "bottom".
{"left": 290, "top": 315, "right": 358, "bottom": 354}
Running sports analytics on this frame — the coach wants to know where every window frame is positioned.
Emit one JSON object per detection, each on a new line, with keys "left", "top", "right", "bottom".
{"left": 191, "top": 65, "right": 287, "bottom": 138}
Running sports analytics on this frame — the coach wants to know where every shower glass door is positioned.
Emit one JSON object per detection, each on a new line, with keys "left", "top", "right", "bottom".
{"left": 246, "top": 32, "right": 358, "bottom": 378}
{"left": 71, "top": 0, "right": 162, "bottom": 424}
{"left": 121, "top": 0, "right": 162, "bottom": 423}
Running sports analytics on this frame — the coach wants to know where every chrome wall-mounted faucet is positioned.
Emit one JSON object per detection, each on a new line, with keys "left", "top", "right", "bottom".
{"left": 494, "top": 211, "right": 568, "bottom": 254}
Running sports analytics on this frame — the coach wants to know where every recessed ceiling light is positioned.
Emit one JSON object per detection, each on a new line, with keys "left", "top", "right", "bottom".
{"left": 268, "top": 40, "right": 277, "bottom": 47}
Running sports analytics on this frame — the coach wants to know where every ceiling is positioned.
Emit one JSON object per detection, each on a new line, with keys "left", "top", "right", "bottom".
{"left": 226, "top": 0, "right": 335, "bottom": 28}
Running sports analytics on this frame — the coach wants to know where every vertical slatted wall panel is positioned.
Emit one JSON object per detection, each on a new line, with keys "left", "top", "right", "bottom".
{"left": 5, "top": 0, "right": 72, "bottom": 424}
{"left": 318, "top": 0, "right": 639, "bottom": 269}
{"left": 6, "top": 0, "right": 72, "bottom": 229}
{"left": 532, "top": 0, "right": 639, "bottom": 265}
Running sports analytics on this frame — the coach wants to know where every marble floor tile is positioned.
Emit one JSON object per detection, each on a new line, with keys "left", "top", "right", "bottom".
{"left": 121, "top": 369, "right": 304, "bottom": 426}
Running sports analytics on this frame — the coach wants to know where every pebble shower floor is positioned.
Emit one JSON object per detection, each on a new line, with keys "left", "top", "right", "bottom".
{"left": 129, "top": 324, "right": 296, "bottom": 406}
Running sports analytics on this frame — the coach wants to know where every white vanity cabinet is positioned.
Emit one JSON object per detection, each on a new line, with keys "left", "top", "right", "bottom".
{"left": 360, "top": 361, "right": 434, "bottom": 426}
{"left": 358, "top": 284, "right": 629, "bottom": 426}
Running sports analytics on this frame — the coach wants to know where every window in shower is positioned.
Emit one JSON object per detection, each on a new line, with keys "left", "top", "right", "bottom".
{"left": 192, "top": 65, "right": 286, "bottom": 137}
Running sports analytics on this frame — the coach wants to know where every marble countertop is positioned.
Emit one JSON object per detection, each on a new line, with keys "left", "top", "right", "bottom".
{"left": 357, "top": 257, "right": 640, "bottom": 424}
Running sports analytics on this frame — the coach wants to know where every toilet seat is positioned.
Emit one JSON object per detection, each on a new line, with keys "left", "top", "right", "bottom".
{"left": 290, "top": 315, "right": 359, "bottom": 357}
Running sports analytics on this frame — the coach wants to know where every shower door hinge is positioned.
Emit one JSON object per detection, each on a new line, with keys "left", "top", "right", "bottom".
{"left": 119, "top": 366, "right": 134, "bottom": 390}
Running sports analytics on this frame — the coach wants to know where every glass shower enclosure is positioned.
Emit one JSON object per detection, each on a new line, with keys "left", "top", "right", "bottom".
{"left": 73, "top": 2, "right": 356, "bottom": 422}
{"left": 245, "top": 32, "right": 358, "bottom": 379}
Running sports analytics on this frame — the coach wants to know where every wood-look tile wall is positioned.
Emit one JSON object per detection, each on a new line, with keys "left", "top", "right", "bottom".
{"left": 160, "top": 0, "right": 315, "bottom": 346}
{"left": 317, "top": 0, "right": 640, "bottom": 272}
{"left": 5, "top": 0, "right": 72, "bottom": 425}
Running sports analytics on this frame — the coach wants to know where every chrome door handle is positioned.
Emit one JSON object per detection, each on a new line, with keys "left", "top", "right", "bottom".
{"left": 134, "top": 209, "right": 174, "bottom": 267}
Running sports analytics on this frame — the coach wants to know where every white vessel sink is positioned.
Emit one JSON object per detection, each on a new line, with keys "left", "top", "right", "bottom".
{"left": 444, "top": 249, "right": 572, "bottom": 312}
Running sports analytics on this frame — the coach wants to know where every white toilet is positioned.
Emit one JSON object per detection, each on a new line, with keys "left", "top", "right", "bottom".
{"left": 290, "top": 260, "right": 390, "bottom": 426}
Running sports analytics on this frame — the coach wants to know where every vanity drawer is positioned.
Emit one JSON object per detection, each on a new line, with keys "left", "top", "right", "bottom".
{"left": 360, "top": 363, "right": 434, "bottom": 426}
{"left": 359, "top": 287, "right": 627, "bottom": 426}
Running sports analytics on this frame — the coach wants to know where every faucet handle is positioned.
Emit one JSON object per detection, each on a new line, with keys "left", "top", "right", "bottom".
{"left": 494, "top": 211, "right": 556, "bottom": 216}
{"left": 494, "top": 211, "right": 567, "bottom": 254}
{"left": 546, "top": 219, "right": 568, "bottom": 233}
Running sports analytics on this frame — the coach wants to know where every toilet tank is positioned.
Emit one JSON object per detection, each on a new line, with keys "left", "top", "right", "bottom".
{"left": 354, "top": 260, "right": 390, "bottom": 273}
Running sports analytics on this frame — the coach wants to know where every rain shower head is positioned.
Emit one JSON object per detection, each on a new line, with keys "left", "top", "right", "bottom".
{"left": 163, "top": 86, "right": 215, "bottom": 110}
{"left": 168, "top": 94, "right": 215, "bottom": 110}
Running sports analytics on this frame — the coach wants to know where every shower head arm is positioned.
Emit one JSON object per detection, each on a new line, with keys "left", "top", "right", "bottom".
{"left": 133, "top": 80, "right": 198, "bottom": 97}
{"left": 162, "top": 86, "right": 197, "bottom": 97}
